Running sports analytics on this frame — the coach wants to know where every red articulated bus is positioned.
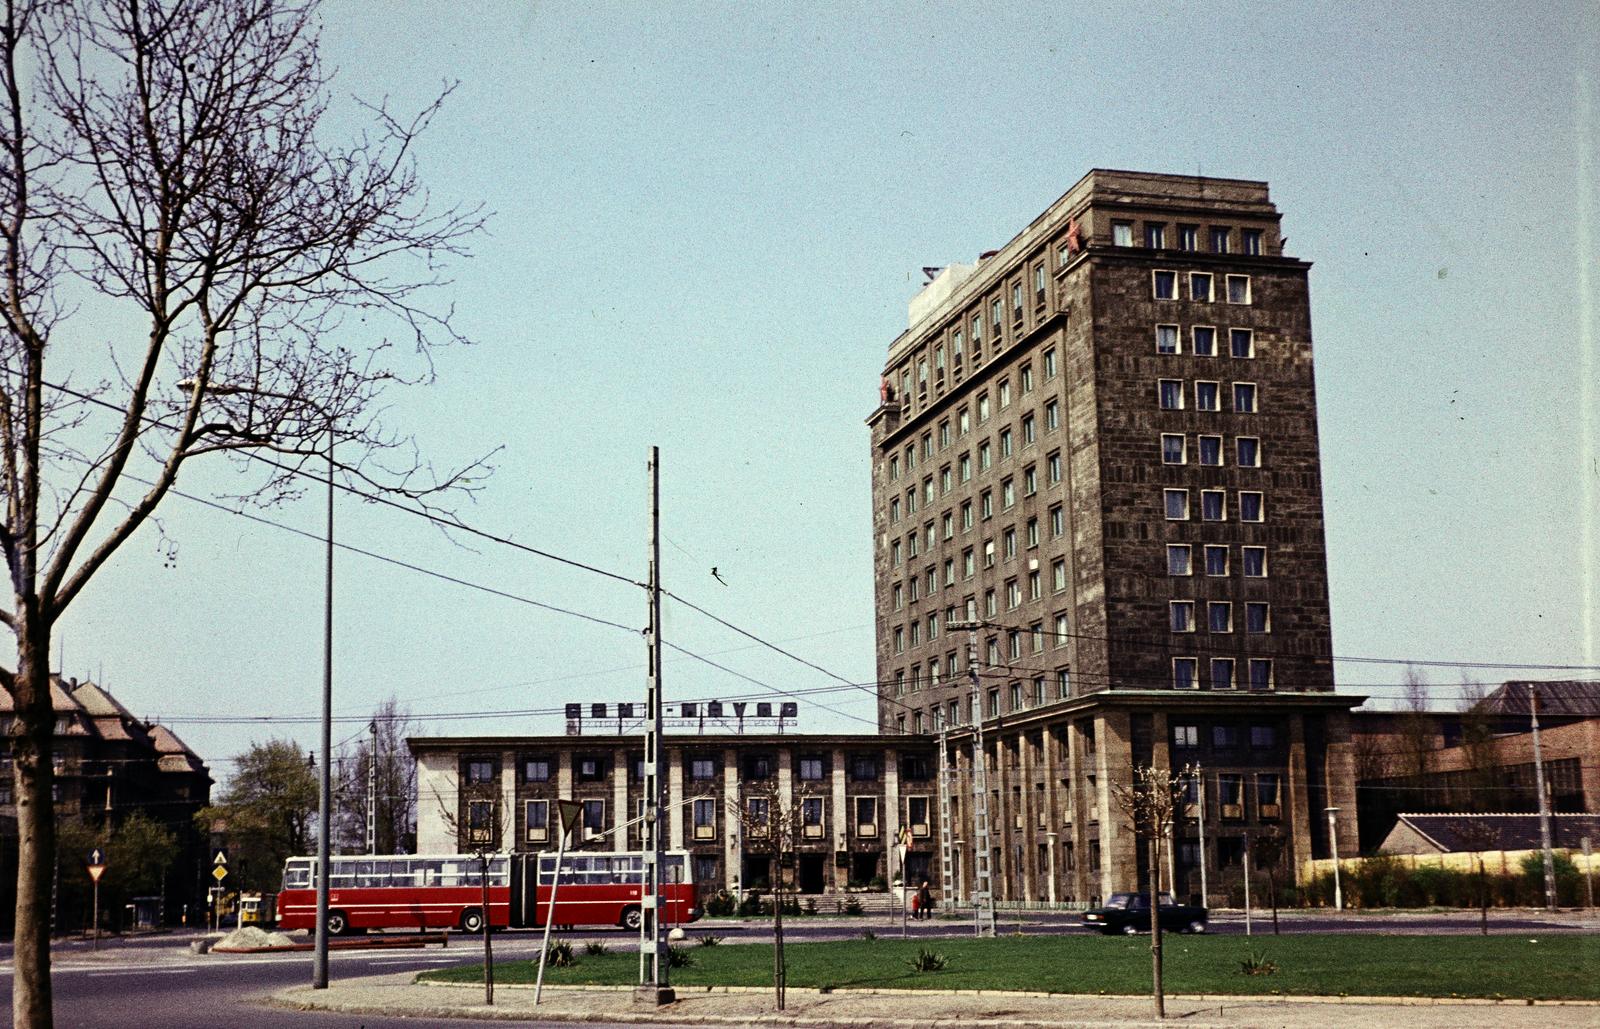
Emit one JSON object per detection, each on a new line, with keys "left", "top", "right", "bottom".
{"left": 277, "top": 851, "right": 697, "bottom": 935}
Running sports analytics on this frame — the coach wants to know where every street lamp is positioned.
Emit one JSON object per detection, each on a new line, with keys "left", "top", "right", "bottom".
{"left": 179, "top": 378, "right": 335, "bottom": 988}
{"left": 1325, "top": 806, "right": 1343, "bottom": 912}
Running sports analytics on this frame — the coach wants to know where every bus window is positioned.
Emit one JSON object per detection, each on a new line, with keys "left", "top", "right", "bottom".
{"left": 283, "top": 862, "right": 312, "bottom": 890}
{"left": 438, "top": 862, "right": 461, "bottom": 887}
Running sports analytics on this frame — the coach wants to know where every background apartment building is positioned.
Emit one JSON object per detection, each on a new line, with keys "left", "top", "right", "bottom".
{"left": 868, "top": 169, "right": 1359, "bottom": 906}
{"left": 411, "top": 734, "right": 940, "bottom": 900}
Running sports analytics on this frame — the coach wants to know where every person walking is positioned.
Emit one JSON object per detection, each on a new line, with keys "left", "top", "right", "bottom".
{"left": 916, "top": 880, "right": 934, "bottom": 920}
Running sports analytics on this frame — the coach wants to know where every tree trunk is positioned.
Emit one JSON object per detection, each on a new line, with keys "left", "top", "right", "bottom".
{"left": 1478, "top": 858, "right": 1488, "bottom": 936}
{"left": 773, "top": 883, "right": 785, "bottom": 1011}
{"left": 13, "top": 620, "right": 56, "bottom": 1029}
{"left": 1149, "top": 831, "right": 1164, "bottom": 1020}
{"left": 481, "top": 855, "right": 494, "bottom": 1005}
{"left": 1269, "top": 871, "right": 1279, "bottom": 935}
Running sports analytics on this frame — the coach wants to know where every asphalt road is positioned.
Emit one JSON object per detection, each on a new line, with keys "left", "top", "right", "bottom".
{"left": 0, "top": 910, "right": 1592, "bottom": 1027}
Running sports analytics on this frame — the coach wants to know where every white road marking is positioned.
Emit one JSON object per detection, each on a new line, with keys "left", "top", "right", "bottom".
{"left": 86, "top": 968, "right": 197, "bottom": 977}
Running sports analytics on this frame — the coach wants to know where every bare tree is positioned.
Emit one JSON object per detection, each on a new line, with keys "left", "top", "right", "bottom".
{"left": 1455, "top": 820, "right": 1497, "bottom": 936}
{"left": 1251, "top": 830, "right": 1286, "bottom": 935}
{"left": 335, "top": 697, "right": 418, "bottom": 853}
{"left": 0, "top": 3, "right": 486, "bottom": 1023}
{"left": 1457, "top": 678, "right": 1500, "bottom": 812}
{"left": 1399, "top": 666, "right": 1436, "bottom": 787}
{"left": 432, "top": 783, "right": 503, "bottom": 1005}
{"left": 1111, "top": 765, "right": 1189, "bottom": 1021}
{"left": 729, "top": 780, "right": 806, "bottom": 1012}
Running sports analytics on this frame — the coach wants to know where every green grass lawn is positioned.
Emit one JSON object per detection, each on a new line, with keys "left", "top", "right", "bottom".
{"left": 418, "top": 933, "right": 1600, "bottom": 1000}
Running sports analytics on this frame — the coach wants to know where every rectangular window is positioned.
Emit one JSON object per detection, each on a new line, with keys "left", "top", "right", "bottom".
{"left": 1172, "top": 724, "right": 1199, "bottom": 748}
{"left": 1156, "top": 324, "right": 1180, "bottom": 354}
{"left": 691, "top": 757, "right": 716, "bottom": 780}
{"left": 1195, "top": 381, "right": 1220, "bottom": 411}
{"left": 1052, "top": 558, "right": 1067, "bottom": 591}
{"left": 1022, "top": 413, "right": 1036, "bottom": 444}
{"left": 1161, "top": 434, "right": 1186, "bottom": 465}
{"left": 978, "top": 440, "right": 991, "bottom": 470}
{"left": 799, "top": 757, "right": 824, "bottom": 780}
{"left": 963, "top": 549, "right": 975, "bottom": 578}
{"left": 1158, "top": 379, "right": 1184, "bottom": 409}
{"left": 940, "top": 467, "right": 951, "bottom": 494}
{"left": 523, "top": 758, "right": 551, "bottom": 783}
{"left": 1213, "top": 725, "right": 1239, "bottom": 749}
{"left": 1047, "top": 451, "right": 1062, "bottom": 484}
{"left": 983, "top": 538, "right": 995, "bottom": 567}
{"left": 1207, "top": 601, "right": 1232, "bottom": 633}
{"left": 1000, "top": 427, "right": 1013, "bottom": 457}
{"left": 1239, "top": 491, "right": 1264, "bottom": 522}
{"left": 1198, "top": 435, "right": 1223, "bottom": 466}
{"left": 991, "top": 298, "right": 1003, "bottom": 339}
{"left": 1145, "top": 223, "right": 1166, "bottom": 249}
{"left": 1057, "top": 668, "right": 1071, "bottom": 698}
{"left": 1167, "top": 543, "right": 1193, "bottom": 576}
{"left": 1010, "top": 681, "right": 1023, "bottom": 710}
{"left": 1189, "top": 272, "right": 1213, "bottom": 302}
{"left": 1209, "top": 227, "right": 1230, "bottom": 254}
{"left": 1007, "top": 580, "right": 1021, "bottom": 609}
{"left": 1020, "top": 366, "right": 1034, "bottom": 395}
{"left": 961, "top": 501, "right": 973, "bottom": 530}
{"left": 1050, "top": 504, "right": 1064, "bottom": 538}
{"left": 1211, "top": 657, "right": 1236, "bottom": 691}
{"left": 466, "top": 759, "right": 495, "bottom": 784}
{"left": 953, "top": 329, "right": 964, "bottom": 364}
{"left": 693, "top": 797, "right": 716, "bottom": 838}
{"left": 1164, "top": 488, "right": 1189, "bottom": 520}
{"left": 1045, "top": 399, "right": 1060, "bottom": 430}
{"left": 1251, "top": 725, "right": 1277, "bottom": 749}
{"left": 1201, "top": 489, "right": 1225, "bottom": 521}
{"left": 1248, "top": 659, "right": 1274, "bottom": 691}
{"left": 1026, "top": 517, "right": 1039, "bottom": 547}
{"left": 525, "top": 800, "right": 549, "bottom": 841}
{"left": 984, "top": 589, "right": 996, "bottom": 616}
{"left": 1043, "top": 347, "right": 1058, "bottom": 378}
{"left": 1237, "top": 436, "right": 1261, "bottom": 467}
{"left": 1034, "top": 264, "right": 1046, "bottom": 301}
{"left": 972, "top": 314, "right": 983, "bottom": 350}
{"left": 1218, "top": 774, "right": 1244, "bottom": 819}
{"left": 1153, "top": 270, "right": 1177, "bottom": 300}
{"left": 1242, "top": 546, "right": 1267, "bottom": 577}
{"left": 1226, "top": 275, "right": 1251, "bottom": 304}
{"left": 942, "top": 512, "right": 954, "bottom": 539}
{"left": 1172, "top": 657, "right": 1198, "bottom": 690}
{"left": 1192, "top": 325, "right": 1217, "bottom": 357}
{"left": 1242, "top": 228, "right": 1263, "bottom": 255}
{"left": 851, "top": 755, "right": 880, "bottom": 781}
{"left": 1028, "top": 571, "right": 1041, "bottom": 600}
{"left": 1230, "top": 328, "right": 1254, "bottom": 358}
{"left": 1246, "top": 602, "right": 1271, "bottom": 634}
{"left": 1204, "top": 544, "right": 1229, "bottom": 576}
{"left": 959, "top": 454, "right": 971, "bottom": 483}
{"left": 582, "top": 798, "right": 606, "bottom": 835}
{"left": 1113, "top": 221, "right": 1133, "bottom": 246}
{"left": 1233, "top": 382, "right": 1257, "bottom": 413}
{"left": 1258, "top": 773, "right": 1281, "bottom": 818}
{"left": 1169, "top": 601, "right": 1195, "bottom": 633}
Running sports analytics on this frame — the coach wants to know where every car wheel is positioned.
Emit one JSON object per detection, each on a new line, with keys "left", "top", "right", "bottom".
{"left": 326, "top": 911, "right": 350, "bottom": 937}
{"left": 460, "top": 908, "right": 485, "bottom": 934}
{"left": 1187, "top": 920, "right": 1206, "bottom": 934}
{"left": 1121, "top": 922, "right": 1139, "bottom": 935}
{"left": 621, "top": 906, "right": 643, "bottom": 931}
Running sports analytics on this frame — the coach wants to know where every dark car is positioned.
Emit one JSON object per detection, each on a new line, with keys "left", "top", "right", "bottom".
{"left": 1081, "top": 892, "right": 1207, "bottom": 935}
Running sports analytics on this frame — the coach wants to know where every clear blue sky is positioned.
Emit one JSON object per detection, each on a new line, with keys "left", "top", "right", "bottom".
{"left": 51, "top": 1, "right": 1600, "bottom": 786}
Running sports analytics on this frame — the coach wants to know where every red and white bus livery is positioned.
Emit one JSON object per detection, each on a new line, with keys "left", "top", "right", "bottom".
{"left": 277, "top": 851, "right": 698, "bottom": 935}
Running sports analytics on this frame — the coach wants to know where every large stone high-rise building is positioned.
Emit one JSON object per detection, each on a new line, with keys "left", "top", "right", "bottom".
{"left": 867, "top": 170, "right": 1358, "bottom": 904}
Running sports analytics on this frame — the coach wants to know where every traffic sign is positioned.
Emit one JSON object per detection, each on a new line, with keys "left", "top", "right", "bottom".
{"left": 212, "top": 847, "right": 228, "bottom": 867}
{"left": 86, "top": 848, "right": 106, "bottom": 883}
{"left": 897, "top": 825, "right": 913, "bottom": 850}
{"left": 556, "top": 799, "right": 583, "bottom": 838}
{"left": 212, "top": 864, "right": 228, "bottom": 883}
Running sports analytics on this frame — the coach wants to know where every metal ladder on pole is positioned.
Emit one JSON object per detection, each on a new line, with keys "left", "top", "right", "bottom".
{"left": 936, "top": 728, "right": 957, "bottom": 907}
{"left": 951, "top": 621, "right": 996, "bottom": 937}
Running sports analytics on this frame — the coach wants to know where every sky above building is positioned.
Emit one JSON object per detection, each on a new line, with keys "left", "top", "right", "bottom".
{"left": 47, "top": 1, "right": 1600, "bottom": 787}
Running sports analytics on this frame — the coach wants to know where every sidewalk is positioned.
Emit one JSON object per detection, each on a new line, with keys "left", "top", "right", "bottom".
{"left": 271, "top": 973, "right": 1600, "bottom": 1028}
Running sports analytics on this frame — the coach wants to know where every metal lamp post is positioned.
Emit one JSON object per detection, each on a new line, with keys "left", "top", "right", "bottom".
{"left": 1325, "top": 806, "right": 1343, "bottom": 912}
{"left": 178, "top": 378, "right": 335, "bottom": 987}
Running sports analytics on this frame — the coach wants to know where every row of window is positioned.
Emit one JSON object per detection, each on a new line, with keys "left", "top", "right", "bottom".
{"left": 1167, "top": 544, "right": 1267, "bottom": 578}
{"left": 1162, "top": 488, "right": 1265, "bottom": 522}
{"left": 1113, "top": 221, "right": 1264, "bottom": 256}
{"left": 1170, "top": 600, "right": 1271, "bottom": 634}
{"left": 893, "top": 668, "right": 1075, "bottom": 733}
{"left": 1155, "top": 324, "right": 1260, "bottom": 357}
{"left": 1171, "top": 657, "right": 1273, "bottom": 691}
{"left": 889, "top": 429, "right": 1066, "bottom": 523}
{"left": 1158, "top": 379, "right": 1260, "bottom": 412}
{"left": 891, "top": 489, "right": 1072, "bottom": 571}
{"left": 1158, "top": 434, "right": 1262, "bottom": 468}
{"left": 1151, "top": 269, "right": 1253, "bottom": 304}
{"left": 1171, "top": 722, "right": 1279, "bottom": 750}
{"left": 471, "top": 753, "right": 923, "bottom": 787}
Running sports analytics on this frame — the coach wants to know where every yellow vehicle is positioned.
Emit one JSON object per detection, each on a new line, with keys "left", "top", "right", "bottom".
{"left": 238, "top": 892, "right": 276, "bottom": 927}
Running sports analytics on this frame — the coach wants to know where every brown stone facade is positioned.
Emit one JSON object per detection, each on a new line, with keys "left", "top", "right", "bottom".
{"left": 868, "top": 170, "right": 1357, "bottom": 904}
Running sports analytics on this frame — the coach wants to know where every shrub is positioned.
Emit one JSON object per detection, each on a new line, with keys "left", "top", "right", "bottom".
{"left": 737, "top": 892, "right": 768, "bottom": 917}
{"left": 868, "top": 875, "right": 888, "bottom": 891}
{"left": 907, "top": 947, "right": 948, "bottom": 973}
{"left": 703, "top": 890, "right": 735, "bottom": 917}
{"left": 843, "top": 897, "right": 864, "bottom": 916}
{"left": 861, "top": 929, "right": 876, "bottom": 942}
{"left": 583, "top": 941, "right": 608, "bottom": 956}
{"left": 696, "top": 934, "right": 723, "bottom": 947}
{"left": 666, "top": 944, "right": 693, "bottom": 968}
{"left": 545, "top": 941, "right": 578, "bottom": 968}
{"left": 803, "top": 897, "right": 819, "bottom": 915}
{"left": 1239, "top": 950, "right": 1277, "bottom": 976}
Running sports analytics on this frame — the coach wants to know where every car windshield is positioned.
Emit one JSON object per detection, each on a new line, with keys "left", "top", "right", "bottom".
{"left": 1104, "top": 893, "right": 1135, "bottom": 909}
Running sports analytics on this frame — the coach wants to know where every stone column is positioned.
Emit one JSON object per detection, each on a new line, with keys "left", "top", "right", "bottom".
{"left": 1097, "top": 709, "right": 1135, "bottom": 896}
{"left": 612, "top": 747, "right": 629, "bottom": 851}
{"left": 884, "top": 746, "right": 901, "bottom": 887}
{"left": 501, "top": 750, "right": 517, "bottom": 850}
{"left": 668, "top": 748, "right": 685, "bottom": 850}
{"left": 723, "top": 749, "right": 741, "bottom": 893}
{"left": 1324, "top": 711, "right": 1358, "bottom": 858}
{"left": 1286, "top": 714, "right": 1313, "bottom": 884}
{"left": 832, "top": 747, "right": 848, "bottom": 890}
{"left": 1017, "top": 731, "right": 1035, "bottom": 900}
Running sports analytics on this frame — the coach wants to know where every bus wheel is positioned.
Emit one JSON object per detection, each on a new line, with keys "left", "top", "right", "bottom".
{"left": 621, "top": 906, "right": 642, "bottom": 931}
{"left": 326, "top": 911, "right": 350, "bottom": 937}
{"left": 460, "top": 909, "right": 485, "bottom": 934}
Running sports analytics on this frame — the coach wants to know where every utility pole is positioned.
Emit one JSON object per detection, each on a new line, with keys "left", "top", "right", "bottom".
{"left": 936, "top": 728, "right": 957, "bottom": 907}
{"left": 1326, "top": 806, "right": 1343, "bottom": 912}
{"left": 638, "top": 447, "right": 672, "bottom": 1004}
{"left": 948, "top": 621, "right": 996, "bottom": 937}
{"left": 1529, "top": 683, "right": 1558, "bottom": 911}
{"left": 1195, "top": 765, "right": 1208, "bottom": 907}
{"left": 366, "top": 720, "right": 378, "bottom": 855}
